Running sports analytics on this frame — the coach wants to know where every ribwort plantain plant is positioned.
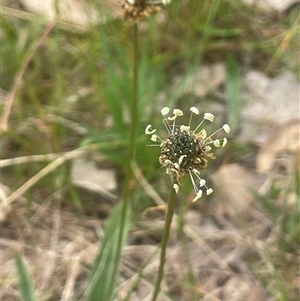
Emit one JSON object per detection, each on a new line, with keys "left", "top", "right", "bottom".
{"left": 146, "top": 106, "right": 230, "bottom": 301}
{"left": 120, "top": 2, "right": 230, "bottom": 300}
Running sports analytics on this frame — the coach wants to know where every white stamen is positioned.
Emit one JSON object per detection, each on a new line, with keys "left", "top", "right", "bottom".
{"left": 178, "top": 155, "right": 186, "bottom": 166}
{"left": 168, "top": 115, "right": 177, "bottom": 121}
{"left": 173, "top": 109, "right": 183, "bottom": 116}
{"left": 205, "top": 145, "right": 212, "bottom": 151}
{"left": 199, "top": 128, "right": 207, "bottom": 139}
{"left": 161, "top": 107, "right": 170, "bottom": 116}
{"left": 213, "top": 139, "right": 221, "bottom": 147}
{"left": 206, "top": 127, "right": 223, "bottom": 140}
{"left": 222, "top": 137, "right": 227, "bottom": 147}
{"left": 189, "top": 107, "right": 199, "bottom": 126}
{"left": 192, "top": 190, "right": 203, "bottom": 202}
{"left": 223, "top": 124, "right": 230, "bottom": 133}
{"left": 145, "top": 124, "right": 156, "bottom": 135}
{"left": 194, "top": 119, "right": 206, "bottom": 133}
{"left": 180, "top": 125, "right": 190, "bottom": 132}
{"left": 173, "top": 184, "right": 179, "bottom": 193}
{"left": 167, "top": 109, "right": 183, "bottom": 134}
{"left": 190, "top": 107, "right": 199, "bottom": 115}
{"left": 164, "top": 159, "right": 173, "bottom": 166}
{"left": 192, "top": 169, "right": 201, "bottom": 176}
{"left": 204, "top": 113, "right": 215, "bottom": 122}
{"left": 206, "top": 188, "right": 213, "bottom": 195}
{"left": 151, "top": 135, "right": 157, "bottom": 142}
{"left": 163, "top": 119, "right": 172, "bottom": 135}
{"left": 200, "top": 179, "right": 206, "bottom": 187}
{"left": 127, "top": 0, "right": 135, "bottom": 4}
{"left": 189, "top": 170, "right": 198, "bottom": 191}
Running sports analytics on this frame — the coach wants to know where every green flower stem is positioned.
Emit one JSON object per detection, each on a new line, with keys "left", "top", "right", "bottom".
{"left": 108, "top": 23, "right": 139, "bottom": 296}
{"left": 151, "top": 185, "right": 176, "bottom": 301}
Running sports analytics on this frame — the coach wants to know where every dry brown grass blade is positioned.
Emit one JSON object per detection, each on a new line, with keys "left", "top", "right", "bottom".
{"left": 194, "top": 287, "right": 221, "bottom": 301}
{"left": 0, "top": 153, "right": 65, "bottom": 168}
{"left": 37, "top": 199, "right": 61, "bottom": 293}
{"left": 265, "top": 14, "right": 300, "bottom": 73}
{"left": 0, "top": 20, "right": 55, "bottom": 131}
{"left": 61, "top": 255, "right": 82, "bottom": 301}
{"left": 0, "top": 147, "right": 87, "bottom": 221}
{"left": 2, "top": 6, "right": 89, "bottom": 32}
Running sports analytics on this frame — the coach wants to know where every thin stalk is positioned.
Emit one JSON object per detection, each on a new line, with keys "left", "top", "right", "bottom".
{"left": 107, "top": 23, "right": 139, "bottom": 298}
{"left": 130, "top": 23, "right": 139, "bottom": 154}
{"left": 151, "top": 185, "right": 176, "bottom": 301}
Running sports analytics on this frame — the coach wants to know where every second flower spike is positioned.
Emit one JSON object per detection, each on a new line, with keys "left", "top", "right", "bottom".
{"left": 122, "top": 0, "right": 172, "bottom": 23}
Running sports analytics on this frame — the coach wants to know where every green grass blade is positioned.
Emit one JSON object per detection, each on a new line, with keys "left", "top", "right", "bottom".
{"left": 251, "top": 189, "right": 278, "bottom": 222}
{"left": 98, "top": 28, "right": 129, "bottom": 134}
{"left": 226, "top": 54, "right": 241, "bottom": 134}
{"left": 14, "top": 253, "right": 37, "bottom": 301}
{"left": 87, "top": 201, "right": 131, "bottom": 301}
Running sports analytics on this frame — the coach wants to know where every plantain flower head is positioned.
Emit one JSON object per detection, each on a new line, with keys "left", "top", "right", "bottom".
{"left": 145, "top": 106, "right": 230, "bottom": 202}
{"left": 122, "top": 0, "right": 172, "bottom": 23}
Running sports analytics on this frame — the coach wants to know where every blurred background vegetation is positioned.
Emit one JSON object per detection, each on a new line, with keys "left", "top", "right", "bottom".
{"left": 1, "top": 0, "right": 299, "bottom": 300}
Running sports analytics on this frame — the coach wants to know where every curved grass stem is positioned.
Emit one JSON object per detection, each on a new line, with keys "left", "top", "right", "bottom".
{"left": 151, "top": 185, "right": 176, "bottom": 301}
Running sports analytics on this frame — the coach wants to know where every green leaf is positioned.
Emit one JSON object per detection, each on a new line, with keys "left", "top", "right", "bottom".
{"left": 15, "top": 253, "right": 37, "bottom": 301}
{"left": 87, "top": 201, "right": 131, "bottom": 301}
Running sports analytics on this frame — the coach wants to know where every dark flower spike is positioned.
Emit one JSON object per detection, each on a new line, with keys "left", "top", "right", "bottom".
{"left": 145, "top": 106, "right": 230, "bottom": 202}
{"left": 122, "top": 0, "right": 171, "bottom": 23}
